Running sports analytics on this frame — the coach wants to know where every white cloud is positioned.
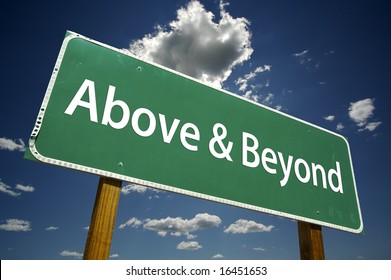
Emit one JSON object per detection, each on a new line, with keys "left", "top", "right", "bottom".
{"left": 45, "top": 226, "right": 59, "bottom": 231}
{"left": 292, "top": 49, "right": 309, "bottom": 58}
{"left": 177, "top": 241, "right": 202, "bottom": 250}
{"left": 157, "top": 231, "right": 167, "bottom": 237}
{"left": 253, "top": 247, "right": 266, "bottom": 252}
{"left": 0, "top": 137, "right": 25, "bottom": 152}
{"left": 186, "top": 233, "right": 197, "bottom": 239}
{"left": 348, "top": 98, "right": 374, "bottom": 126}
{"left": 324, "top": 115, "right": 335, "bottom": 121}
{"left": 348, "top": 98, "right": 381, "bottom": 132}
{"left": 0, "top": 219, "right": 31, "bottom": 231}
{"left": 0, "top": 181, "right": 35, "bottom": 197}
{"left": 263, "top": 93, "right": 274, "bottom": 104}
{"left": 0, "top": 181, "right": 21, "bottom": 197}
{"left": 118, "top": 217, "right": 143, "bottom": 229}
{"left": 236, "top": 65, "right": 272, "bottom": 93}
{"left": 336, "top": 123, "right": 345, "bottom": 131}
{"left": 292, "top": 49, "right": 310, "bottom": 66}
{"left": 325, "top": 50, "right": 335, "bottom": 55}
{"left": 224, "top": 219, "right": 273, "bottom": 234}
{"left": 121, "top": 183, "right": 160, "bottom": 195}
{"left": 243, "top": 90, "right": 259, "bottom": 102}
{"left": 121, "top": 184, "right": 148, "bottom": 194}
{"left": 129, "top": 0, "right": 253, "bottom": 88}
{"left": 110, "top": 253, "right": 119, "bottom": 258}
{"left": 235, "top": 66, "right": 271, "bottom": 103}
{"left": 358, "top": 121, "right": 382, "bottom": 132}
{"left": 59, "top": 250, "right": 83, "bottom": 259}
{"left": 143, "top": 213, "right": 221, "bottom": 238}
{"left": 292, "top": 49, "right": 321, "bottom": 71}
{"left": 212, "top": 253, "right": 224, "bottom": 259}
{"left": 15, "top": 184, "right": 35, "bottom": 192}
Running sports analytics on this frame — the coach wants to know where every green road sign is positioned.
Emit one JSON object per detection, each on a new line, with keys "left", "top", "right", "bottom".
{"left": 26, "top": 31, "right": 363, "bottom": 233}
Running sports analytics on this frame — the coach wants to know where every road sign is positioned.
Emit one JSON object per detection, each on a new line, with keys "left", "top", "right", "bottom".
{"left": 26, "top": 31, "right": 363, "bottom": 233}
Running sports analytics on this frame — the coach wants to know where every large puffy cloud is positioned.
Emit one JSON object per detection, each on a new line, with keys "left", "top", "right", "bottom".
{"left": 129, "top": 0, "right": 253, "bottom": 88}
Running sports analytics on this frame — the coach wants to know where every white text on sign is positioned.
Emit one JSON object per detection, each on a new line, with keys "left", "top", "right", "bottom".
{"left": 65, "top": 79, "right": 343, "bottom": 194}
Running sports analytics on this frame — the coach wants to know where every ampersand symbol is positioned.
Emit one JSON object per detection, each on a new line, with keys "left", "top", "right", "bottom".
{"left": 209, "top": 123, "right": 233, "bottom": 162}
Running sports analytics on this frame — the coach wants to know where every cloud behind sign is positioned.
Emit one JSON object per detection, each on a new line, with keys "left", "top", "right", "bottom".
{"left": 129, "top": 0, "right": 253, "bottom": 88}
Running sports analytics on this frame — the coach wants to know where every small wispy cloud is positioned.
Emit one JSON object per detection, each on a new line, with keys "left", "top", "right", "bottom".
{"left": 118, "top": 217, "right": 143, "bottom": 229}
{"left": 121, "top": 183, "right": 160, "bottom": 195}
{"left": 336, "top": 123, "right": 345, "bottom": 131}
{"left": 325, "top": 50, "right": 335, "bottom": 56}
{"left": 0, "top": 219, "right": 31, "bottom": 232}
{"left": 0, "top": 180, "right": 35, "bottom": 197}
{"left": 0, "top": 181, "right": 21, "bottom": 197}
{"left": 177, "top": 241, "right": 202, "bottom": 250}
{"left": 359, "top": 121, "right": 381, "bottom": 132}
{"left": 15, "top": 184, "right": 35, "bottom": 192}
{"left": 253, "top": 247, "right": 266, "bottom": 252}
{"left": 45, "top": 226, "right": 59, "bottom": 231}
{"left": 236, "top": 65, "right": 271, "bottom": 92}
{"left": 235, "top": 65, "right": 272, "bottom": 103}
{"left": 292, "top": 49, "right": 326, "bottom": 71}
{"left": 275, "top": 105, "right": 283, "bottom": 111}
{"left": 292, "top": 49, "right": 313, "bottom": 68}
{"left": 292, "top": 49, "right": 309, "bottom": 58}
{"left": 59, "top": 250, "right": 83, "bottom": 259}
{"left": 110, "top": 253, "right": 120, "bottom": 258}
{"left": 224, "top": 219, "right": 273, "bottom": 234}
{"left": 0, "top": 137, "right": 25, "bottom": 152}
{"left": 212, "top": 253, "right": 224, "bottom": 259}
{"left": 263, "top": 93, "right": 274, "bottom": 104}
{"left": 324, "top": 115, "right": 335, "bottom": 121}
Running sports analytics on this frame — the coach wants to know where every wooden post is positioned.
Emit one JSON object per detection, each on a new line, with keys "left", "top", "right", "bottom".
{"left": 297, "top": 221, "right": 325, "bottom": 260}
{"left": 83, "top": 177, "right": 122, "bottom": 260}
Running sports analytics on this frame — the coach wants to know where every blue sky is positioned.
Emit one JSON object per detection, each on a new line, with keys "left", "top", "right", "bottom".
{"left": 1, "top": 0, "right": 390, "bottom": 260}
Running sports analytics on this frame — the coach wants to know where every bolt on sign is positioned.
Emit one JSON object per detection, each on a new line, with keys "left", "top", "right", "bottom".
{"left": 26, "top": 31, "right": 363, "bottom": 233}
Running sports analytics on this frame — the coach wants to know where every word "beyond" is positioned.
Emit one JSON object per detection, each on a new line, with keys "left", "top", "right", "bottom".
{"left": 64, "top": 79, "right": 343, "bottom": 194}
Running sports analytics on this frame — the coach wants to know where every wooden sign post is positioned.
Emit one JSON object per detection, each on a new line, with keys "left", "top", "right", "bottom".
{"left": 83, "top": 177, "right": 122, "bottom": 260}
{"left": 82, "top": 177, "right": 327, "bottom": 260}
{"left": 297, "top": 221, "right": 325, "bottom": 260}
